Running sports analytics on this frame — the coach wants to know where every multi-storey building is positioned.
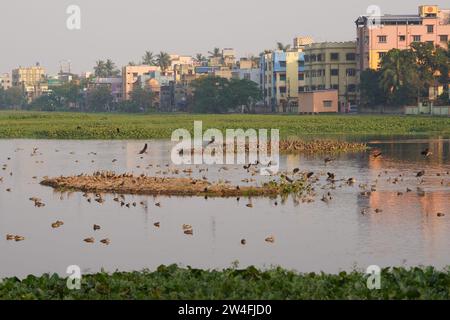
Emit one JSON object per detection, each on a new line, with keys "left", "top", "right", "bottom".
{"left": 122, "top": 65, "right": 160, "bottom": 100}
{"left": 356, "top": 4, "right": 450, "bottom": 71}
{"left": 88, "top": 77, "right": 123, "bottom": 103}
{"left": 1, "top": 73, "right": 12, "bottom": 90}
{"left": 260, "top": 49, "right": 306, "bottom": 112}
{"left": 303, "top": 42, "right": 358, "bottom": 111}
{"left": 12, "top": 64, "right": 48, "bottom": 101}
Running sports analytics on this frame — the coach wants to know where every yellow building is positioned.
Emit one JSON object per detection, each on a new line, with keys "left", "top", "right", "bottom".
{"left": 12, "top": 64, "right": 48, "bottom": 101}
{"left": 122, "top": 65, "right": 160, "bottom": 100}
{"left": 303, "top": 42, "right": 358, "bottom": 111}
{"left": 261, "top": 49, "right": 306, "bottom": 112}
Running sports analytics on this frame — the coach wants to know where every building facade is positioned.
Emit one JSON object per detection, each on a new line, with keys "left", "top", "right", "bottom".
{"left": 88, "top": 77, "right": 123, "bottom": 103}
{"left": 298, "top": 90, "right": 339, "bottom": 113}
{"left": 12, "top": 64, "right": 48, "bottom": 101}
{"left": 303, "top": 42, "right": 358, "bottom": 111}
{"left": 122, "top": 65, "right": 160, "bottom": 100}
{"left": 260, "top": 49, "right": 306, "bottom": 112}
{"left": 356, "top": 4, "right": 450, "bottom": 71}
{"left": 1, "top": 73, "right": 12, "bottom": 90}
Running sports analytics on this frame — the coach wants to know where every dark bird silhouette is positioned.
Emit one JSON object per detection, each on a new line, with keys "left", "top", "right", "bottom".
{"left": 306, "top": 172, "right": 314, "bottom": 179}
{"left": 372, "top": 151, "right": 382, "bottom": 158}
{"left": 324, "top": 157, "right": 335, "bottom": 164}
{"left": 138, "top": 143, "right": 148, "bottom": 155}
{"left": 293, "top": 168, "right": 300, "bottom": 174}
{"left": 206, "top": 137, "right": 215, "bottom": 146}
{"left": 116, "top": 128, "right": 120, "bottom": 133}
{"left": 327, "top": 172, "right": 335, "bottom": 180}
{"left": 416, "top": 170, "right": 425, "bottom": 178}
{"left": 282, "top": 175, "right": 294, "bottom": 183}
{"left": 421, "top": 148, "right": 432, "bottom": 157}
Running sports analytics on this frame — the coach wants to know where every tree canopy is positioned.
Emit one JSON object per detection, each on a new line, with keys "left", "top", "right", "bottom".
{"left": 191, "top": 76, "right": 261, "bottom": 113}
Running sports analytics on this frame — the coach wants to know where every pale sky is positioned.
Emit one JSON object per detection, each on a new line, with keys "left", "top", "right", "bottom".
{"left": 0, "top": 0, "right": 448, "bottom": 74}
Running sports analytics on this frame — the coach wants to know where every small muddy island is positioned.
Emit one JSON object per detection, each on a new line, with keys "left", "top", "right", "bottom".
{"left": 40, "top": 171, "right": 310, "bottom": 197}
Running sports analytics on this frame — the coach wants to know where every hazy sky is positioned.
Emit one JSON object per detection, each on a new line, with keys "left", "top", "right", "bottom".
{"left": 1, "top": 0, "right": 448, "bottom": 74}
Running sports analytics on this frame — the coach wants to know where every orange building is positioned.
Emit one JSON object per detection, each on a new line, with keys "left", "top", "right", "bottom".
{"left": 298, "top": 90, "right": 338, "bottom": 113}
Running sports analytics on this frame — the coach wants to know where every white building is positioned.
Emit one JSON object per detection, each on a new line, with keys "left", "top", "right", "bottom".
{"left": 1, "top": 73, "right": 12, "bottom": 90}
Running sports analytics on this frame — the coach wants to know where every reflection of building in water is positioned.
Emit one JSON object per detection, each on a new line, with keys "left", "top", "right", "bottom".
{"left": 285, "top": 154, "right": 301, "bottom": 170}
{"left": 368, "top": 191, "right": 449, "bottom": 240}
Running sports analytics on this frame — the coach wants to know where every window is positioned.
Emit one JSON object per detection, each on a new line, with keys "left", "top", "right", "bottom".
{"left": 298, "top": 86, "right": 305, "bottom": 93}
{"left": 323, "top": 100, "right": 333, "bottom": 108}
{"left": 399, "top": 35, "right": 406, "bottom": 41}
{"left": 298, "top": 73, "right": 304, "bottom": 80}
{"left": 426, "top": 41, "right": 434, "bottom": 46}
{"left": 279, "top": 86, "right": 286, "bottom": 94}
{"left": 279, "top": 74, "right": 286, "bottom": 81}
{"left": 330, "top": 53, "right": 339, "bottom": 61}
{"left": 346, "top": 53, "right": 356, "bottom": 61}
{"left": 331, "top": 84, "right": 339, "bottom": 90}
{"left": 304, "top": 55, "right": 310, "bottom": 62}
{"left": 412, "top": 35, "right": 421, "bottom": 42}
{"left": 318, "top": 85, "right": 325, "bottom": 90}
{"left": 378, "top": 52, "right": 387, "bottom": 59}
{"left": 427, "top": 25, "right": 434, "bottom": 34}
{"left": 305, "top": 71, "right": 309, "bottom": 78}
{"left": 440, "top": 35, "right": 448, "bottom": 42}
{"left": 331, "top": 69, "right": 339, "bottom": 76}
{"left": 298, "top": 60, "right": 305, "bottom": 67}
{"left": 347, "top": 84, "right": 356, "bottom": 92}
{"left": 378, "top": 35, "right": 387, "bottom": 43}
{"left": 346, "top": 68, "right": 356, "bottom": 76}
{"left": 279, "top": 61, "right": 286, "bottom": 68}
{"left": 317, "top": 54, "right": 323, "bottom": 62}
{"left": 310, "top": 54, "right": 317, "bottom": 62}
{"left": 311, "top": 85, "right": 316, "bottom": 91}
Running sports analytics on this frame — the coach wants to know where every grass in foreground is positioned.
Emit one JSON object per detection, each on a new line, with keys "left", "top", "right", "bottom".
{"left": 0, "top": 111, "right": 449, "bottom": 139}
{"left": 1, "top": 265, "right": 450, "bottom": 300}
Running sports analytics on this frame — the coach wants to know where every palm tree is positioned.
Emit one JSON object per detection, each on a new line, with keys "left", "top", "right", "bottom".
{"left": 276, "top": 42, "right": 291, "bottom": 51}
{"left": 380, "top": 49, "right": 418, "bottom": 105}
{"left": 142, "top": 51, "right": 156, "bottom": 66}
{"left": 94, "top": 60, "right": 106, "bottom": 77}
{"left": 208, "top": 48, "right": 221, "bottom": 58}
{"left": 105, "top": 59, "right": 120, "bottom": 77}
{"left": 195, "top": 53, "right": 207, "bottom": 64}
{"left": 156, "top": 51, "right": 171, "bottom": 73}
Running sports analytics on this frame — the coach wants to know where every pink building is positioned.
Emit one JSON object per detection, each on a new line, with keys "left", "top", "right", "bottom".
{"left": 356, "top": 5, "right": 450, "bottom": 71}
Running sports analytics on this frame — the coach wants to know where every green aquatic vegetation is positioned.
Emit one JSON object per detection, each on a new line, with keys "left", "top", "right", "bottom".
{"left": 0, "top": 111, "right": 448, "bottom": 140}
{"left": 1, "top": 265, "right": 450, "bottom": 300}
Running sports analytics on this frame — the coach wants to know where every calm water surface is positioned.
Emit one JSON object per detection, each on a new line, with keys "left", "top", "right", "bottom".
{"left": 0, "top": 138, "right": 449, "bottom": 278}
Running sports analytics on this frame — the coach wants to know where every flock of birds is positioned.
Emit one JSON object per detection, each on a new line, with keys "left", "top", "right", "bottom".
{"left": 1, "top": 142, "right": 448, "bottom": 247}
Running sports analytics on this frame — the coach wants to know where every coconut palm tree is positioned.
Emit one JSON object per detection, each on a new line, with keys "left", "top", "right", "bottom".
{"left": 156, "top": 51, "right": 171, "bottom": 73}
{"left": 94, "top": 60, "right": 106, "bottom": 77}
{"left": 195, "top": 53, "right": 207, "bottom": 64}
{"left": 142, "top": 51, "right": 156, "bottom": 66}
{"left": 105, "top": 59, "right": 120, "bottom": 77}
{"left": 276, "top": 42, "right": 291, "bottom": 51}
{"left": 208, "top": 48, "right": 221, "bottom": 58}
{"left": 380, "top": 49, "right": 418, "bottom": 105}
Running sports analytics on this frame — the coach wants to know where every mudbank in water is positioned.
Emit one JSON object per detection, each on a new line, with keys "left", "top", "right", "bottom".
{"left": 40, "top": 171, "right": 311, "bottom": 198}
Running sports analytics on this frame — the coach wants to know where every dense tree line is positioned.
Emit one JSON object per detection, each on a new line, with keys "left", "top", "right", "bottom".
{"left": 191, "top": 76, "right": 261, "bottom": 113}
{"left": 360, "top": 42, "right": 450, "bottom": 108}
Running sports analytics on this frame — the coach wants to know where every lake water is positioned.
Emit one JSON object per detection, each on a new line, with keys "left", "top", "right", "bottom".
{"left": 0, "top": 138, "right": 449, "bottom": 278}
